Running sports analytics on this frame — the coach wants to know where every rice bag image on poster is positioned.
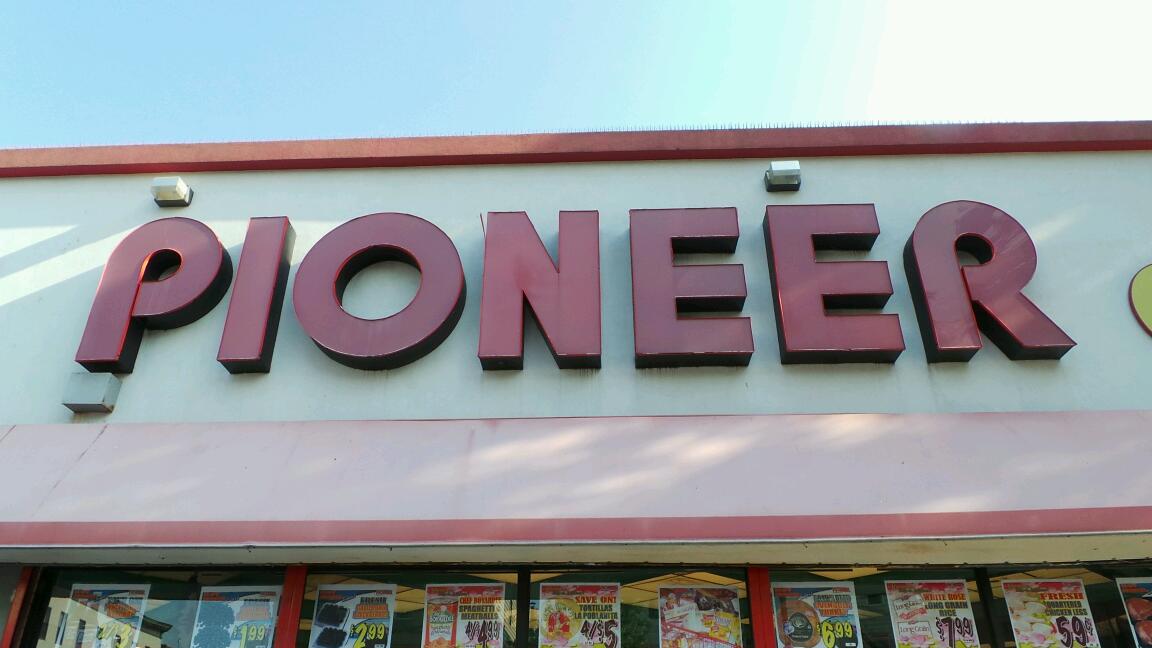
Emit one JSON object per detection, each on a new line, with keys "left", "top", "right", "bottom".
{"left": 191, "top": 586, "right": 283, "bottom": 648}
{"left": 770, "top": 582, "right": 861, "bottom": 648}
{"left": 55, "top": 584, "right": 151, "bottom": 648}
{"left": 884, "top": 580, "right": 980, "bottom": 648}
{"left": 308, "top": 584, "right": 398, "bottom": 648}
{"left": 538, "top": 583, "right": 621, "bottom": 648}
{"left": 1002, "top": 580, "right": 1100, "bottom": 648}
{"left": 1116, "top": 578, "right": 1152, "bottom": 648}
{"left": 657, "top": 586, "right": 744, "bottom": 648}
{"left": 421, "top": 584, "right": 506, "bottom": 648}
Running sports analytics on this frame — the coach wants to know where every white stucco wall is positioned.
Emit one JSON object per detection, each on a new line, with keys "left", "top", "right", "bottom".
{"left": 0, "top": 151, "right": 1149, "bottom": 425}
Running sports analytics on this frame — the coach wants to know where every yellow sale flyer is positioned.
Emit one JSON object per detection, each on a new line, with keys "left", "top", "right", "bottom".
{"left": 191, "top": 586, "right": 283, "bottom": 648}
{"left": 884, "top": 580, "right": 980, "bottom": 648}
{"left": 1002, "top": 580, "right": 1099, "bottom": 648}
{"left": 538, "top": 583, "right": 620, "bottom": 648}
{"left": 309, "top": 584, "right": 398, "bottom": 648}
{"left": 57, "top": 584, "right": 150, "bottom": 648}
{"left": 658, "top": 586, "right": 743, "bottom": 648}
{"left": 771, "top": 582, "right": 860, "bottom": 648}
{"left": 422, "top": 584, "right": 506, "bottom": 648}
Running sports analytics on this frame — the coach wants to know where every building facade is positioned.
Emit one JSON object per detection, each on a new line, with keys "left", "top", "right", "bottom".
{"left": 1, "top": 122, "right": 1151, "bottom": 648}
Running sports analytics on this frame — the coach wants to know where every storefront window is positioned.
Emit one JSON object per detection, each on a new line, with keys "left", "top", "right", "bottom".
{"left": 767, "top": 568, "right": 989, "bottom": 648}
{"left": 296, "top": 571, "right": 518, "bottom": 648}
{"left": 21, "top": 569, "right": 286, "bottom": 648}
{"left": 528, "top": 568, "right": 751, "bottom": 648}
{"left": 986, "top": 567, "right": 1152, "bottom": 648}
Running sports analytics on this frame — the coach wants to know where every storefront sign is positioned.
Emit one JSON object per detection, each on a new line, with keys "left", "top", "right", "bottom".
{"left": 771, "top": 582, "right": 860, "bottom": 648}
{"left": 309, "top": 584, "right": 398, "bottom": 648}
{"left": 1116, "top": 578, "right": 1152, "bottom": 648}
{"left": 884, "top": 580, "right": 979, "bottom": 648}
{"left": 539, "top": 583, "right": 620, "bottom": 648}
{"left": 1002, "top": 579, "right": 1099, "bottom": 648}
{"left": 658, "top": 586, "right": 743, "bottom": 648}
{"left": 190, "top": 586, "right": 282, "bottom": 648}
{"left": 421, "top": 584, "right": 506, "bottom": 648}
{"left": 57, "top": 584, "right": 150, "bottom": 648}
{"left": 74, "top": 200, "right": 1075, "bottom": 375}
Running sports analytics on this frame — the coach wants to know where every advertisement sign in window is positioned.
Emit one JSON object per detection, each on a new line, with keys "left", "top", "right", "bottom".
{"left": 308, "top": 584, "right": 398, "bottom": 648}
{"left": 884, "top": 580, "right": 980, "bottom": 648}
{"left": 1002, "top": 580, "right": 1099, "bottom": 648}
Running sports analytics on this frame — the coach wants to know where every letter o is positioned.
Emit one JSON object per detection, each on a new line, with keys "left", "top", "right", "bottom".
{"left": 293, "top": 213, "right": 466, "bottom": 369}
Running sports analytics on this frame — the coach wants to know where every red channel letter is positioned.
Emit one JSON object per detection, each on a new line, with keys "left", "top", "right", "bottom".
{"left": 764, "top": 204, "right": 905, "bottom": 363}
{"left": 629, "top": 207, "right": 753, "bottom": 367}
{"left": 478, "top": 211, "right": 601, "bottom": 369}
{"left": 904, "top": 200, "right": 1075, "bottom": 361}
{"left": 217, "top": 217, "right": 295, "bottom": 373}
{"left": 76, "top": 217, "right": 233, "bottom": 373}
{"left": 292, "top": 213, "right": 465, "bottom": 369}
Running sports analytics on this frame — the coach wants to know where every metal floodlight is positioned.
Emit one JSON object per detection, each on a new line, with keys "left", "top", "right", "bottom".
{"left": 62, "top": 372, "right": 121, "bottom": 414}
{"left": 151, "top": 176, "right": 194, "bottom": 207}
{"left": 765, "top": 160, "right": 802, "bottom": 192}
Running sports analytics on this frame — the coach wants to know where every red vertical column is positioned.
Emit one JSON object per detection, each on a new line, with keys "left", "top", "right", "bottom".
{"left": 0, "top": 567, "right": 36, "bottom": 648}
{"left": 273, "top": 565, "right": 308, "bottom": 648}
{"left": 748, "top": 567, "right": 776, "bottom": 648}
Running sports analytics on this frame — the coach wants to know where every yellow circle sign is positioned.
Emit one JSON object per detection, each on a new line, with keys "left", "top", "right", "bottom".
{"left": 1130, "top": 264, "right": 1152, "bottom": 335}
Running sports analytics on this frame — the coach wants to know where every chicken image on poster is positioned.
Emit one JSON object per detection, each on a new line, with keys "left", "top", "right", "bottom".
{"left": 657, "top": 586, "right": 744, "bottom": 648}
{"left": 538, "top": 583, "right": 620, "bottom": 648}
{"left": 190, "top": 586, "right": 283, "bottom": 648}
{"left": 421, "top": 584, "right": 506, "bottom": 648}
{"left": 884, "top": 580, "right": 980, "bottom": 648}
{"left": 1115, "top": 579, "right": 1152, "bottom": 648}
{"left": 1002, "top": 580, "right": 1099, "bottom": 648}
{"left": 770, "top": 582, "right": 861, "bottom": 648}
{"left": 56, "top": 584, "right": 151, "bottom": 648}
{"left": 308, "top": 584, "right": 398, "bottom": 648}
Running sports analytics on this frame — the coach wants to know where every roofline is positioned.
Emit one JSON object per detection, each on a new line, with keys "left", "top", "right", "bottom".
{"left": 2, "top": 120, "right": 1152, "bottom": 178}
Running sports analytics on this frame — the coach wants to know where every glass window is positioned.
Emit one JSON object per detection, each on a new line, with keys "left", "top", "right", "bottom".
{"left": 528, "top": 568, "right": 752, "bottom": 648}
{"left": 21, "top": 569, "right": 286, "bottom": 648}
{"left": 297, "top": 571, "right": 518, "bottom": 648}
{"left": 768, "top": 568, "right": 990, "bottom": 648}
{"left": 986, "top": 566, "right": 1152, "bottom": 648}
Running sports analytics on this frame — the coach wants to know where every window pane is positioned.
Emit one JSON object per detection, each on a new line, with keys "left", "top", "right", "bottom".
{"left": 528, "top": 568, "right": 751, "bottom": 648}
{"left": 768, "top": 568, "right": 990, "bottom": 648}
{"left": 297, "top": 571, "right": 518, "bottom": 648}
{"left": 21, "top": 569, "right": 286, "bottom": 648}
{"left": 986, "top": 566, "right": 1152, "bottom": 648}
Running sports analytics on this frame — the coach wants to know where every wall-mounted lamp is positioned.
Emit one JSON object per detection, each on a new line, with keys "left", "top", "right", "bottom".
{"left": 151, "top": 176, "right": 193, "bottom": 207}
{"left": 765, "top": 161, "right": 801, "bottom": 192}
{"left": 62, "top": 372, "right": 121, "bottom": 414}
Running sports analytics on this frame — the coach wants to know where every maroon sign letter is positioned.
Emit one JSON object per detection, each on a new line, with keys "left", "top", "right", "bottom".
{"left": 904, "top": 200, "right": 1075, "bottom": 361}
{"left": 630, "top": 207, "right": 754, "bottom": 367}
{"left": 764, "top": 204, "right": 905, "bottom": 363}
{"left": 292, "top": 213, "right": 465, "bottom": 369}
{"left": 76, "top": 217, "right": 233, "bottom": 373}
{"left": 217, "top": 217, "right": 295, "bottom": 373}
{"left": 478, "top": 211, "right": 601, "bottom": 369}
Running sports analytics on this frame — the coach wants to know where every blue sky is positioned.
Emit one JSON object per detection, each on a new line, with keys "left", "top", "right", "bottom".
{"left": 1, "top": 1, "right": 1150, "bottom": 148}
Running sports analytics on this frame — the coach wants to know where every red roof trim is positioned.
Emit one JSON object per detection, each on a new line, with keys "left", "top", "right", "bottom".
{"left": 1, "top": 506, "right": 1150, "bottom": 546}
{"left": 2, "top": 121, "right": 1151, "bottom": 178}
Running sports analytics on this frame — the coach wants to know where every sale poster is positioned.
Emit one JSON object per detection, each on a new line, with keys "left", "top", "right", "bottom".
{"left": 884, "top": 580, "right": 980, "bottom": 648}
{"left": 421, "top": 584, "right": 506, "bottom": 648}
{"left": 190, "top": 586, "right": 283, "bottom": 648}
{"left": 308, "top": 584, "right": 398, "bottom": 648}
{"left": 1116, "top": 578, "right": 1152, "bottom": 648}
{"left": 771, "top": 582, "right": 861, "bottom": 648}
{"left": 57, "top": 584, "right": 151, "bottom": 648}
{"left": 538, "top": 583, "right": 621, "bottom": 648}
{"left": 1002, "top": 580, "right": 1099, "bottom": 648}
{"left": 658, "top": 586, "right": 744, "bottom": 648}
